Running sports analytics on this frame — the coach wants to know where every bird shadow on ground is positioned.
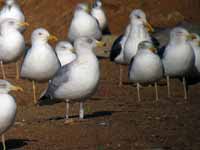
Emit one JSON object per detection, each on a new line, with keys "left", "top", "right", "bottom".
{"left": 47, "top": 111, "right": 114, "bottom": 121}
{"left": 0, "top": 139, "right": 33, "bottom": 150}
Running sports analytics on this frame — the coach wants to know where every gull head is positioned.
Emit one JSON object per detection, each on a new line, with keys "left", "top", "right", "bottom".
{"left": 0, "top": 19, "right": 29, "bottom": 31}
{"left": 170, "top": 27, "right": 195, "bottom": 44}
{"left": 190, "top": 33, "right": 200, "bottom": 47}
{"left": 74, "top": 37, "right": 106, "bottom": 54}
{"left": 76, "top": 3, "right": 91, "bottom": 13}
{"left": 55, "top": 41, "right": 74, "bottom": 53}
{"left": 93, "top": 0, "right": 102, "bottom": 8}
{"left": 129, "top": 9, "right": 154, "bottom": 32}
{"left": 138, "top": 41, "right": 156, "bottom": 53}
{"left": 31, "top": 28, "right": 58, "bottom": 44}
{"left": 0, "top": 80, "right": 23, "bottom": 94}
{"left": 4, "top": 0, "right": 16, "bottom": 6}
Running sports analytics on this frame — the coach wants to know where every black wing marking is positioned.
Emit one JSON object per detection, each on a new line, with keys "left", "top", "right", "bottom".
{"left": 110, "top": 34, "right": 123, "bottom": 61}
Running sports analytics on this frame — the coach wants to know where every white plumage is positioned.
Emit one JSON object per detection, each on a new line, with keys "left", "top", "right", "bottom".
{"left": 0, "top": 0, "right": 25, "bottom": 32}
{"left": 39, "top": 37, "right": 105, "bottom": 124}
{"left": 162, "top": 27, "right": 195, "bottom": 99}
{"left": 124, "top": 9, "right": 153, "bottom": 64}
{"left": 68, "top": 3, "right": 102, "bottom": 43}
{"left": 55, "top": 41, "right": 76, "bottom": 66}
{"left": 0, "top": 80, "right": 23, "bottom": 150}
{"left": 129, "top": 41, "right": 163, "bottom": 101}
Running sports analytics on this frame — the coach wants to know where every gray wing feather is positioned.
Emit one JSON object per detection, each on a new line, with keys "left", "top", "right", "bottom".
{"left": 45, "top": 63, "right": 71, "bottom": 98}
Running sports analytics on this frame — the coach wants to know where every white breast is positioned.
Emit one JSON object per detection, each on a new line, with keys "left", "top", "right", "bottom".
{"left": 21, "top": 44, "right": 60, "bottom": 81}
{"left": 0, "top": 94, "right": 16, "bottom": 135}
{"left": 0, "top": 31, "right": 25, "bottom": 63}
{"left": 55, "top": 55, "right": 100, "bottom": 100}
{"left": 162, "top": 44, "right": 195, "bottom": 76}
{"left": 129, "top": 51, "right": 163, "bottom": 83}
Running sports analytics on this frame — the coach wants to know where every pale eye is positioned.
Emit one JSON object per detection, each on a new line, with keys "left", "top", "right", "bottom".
{"left": 87, "top": 39, "right": 93, "bottom": 43}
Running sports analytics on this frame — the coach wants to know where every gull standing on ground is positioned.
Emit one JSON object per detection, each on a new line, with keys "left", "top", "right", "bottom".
{"left": 38, "top": 37, "right": 105, "bottom": 124}
{"left": 91, "top": 0, "right": 111, "bottom": 35}
{"left": 0, "top": 19, "right": 28, "bottom": 80}
{"left": 129, "top": 41, "right": 163, "bottom": 101}
{"left": 185, "top": 34, "right": 200, "bottom": 87}
{"left": 68, "top": 3, "right": 102, "bottom": 43}
{"left": 110, "top": 25, "right": 130, "bottom": 87}
{"left": 162, "top": 27, "right": 195, "bottom": 100}
{"left": 124, "top": 9, "right": 154, "bottom": 64}
{"left": 0, "top": 0, "right": 25, "bottom": 32}
{"left": 55, "top": 41, "right": 76, "bottom": 66}
{"left": 20, "top": 28, "right": 60, "bottom": 104}
{"left": 0, "top": 80, "right": 23, "bottom": 150}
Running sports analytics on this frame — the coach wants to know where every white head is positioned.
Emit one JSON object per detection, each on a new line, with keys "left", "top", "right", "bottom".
{"left": 0, "top": 80, "right": 23, "bottom": 94}
{"left": 129, "top": 9, "right": 154, "bottom": 32}
{"left": 73, "top": 37, "right": 105, "bottom": 55}
{"left": 92, "top": 0, "right": 102, "bottom": 8}
{"left": 169, "top": 27, "right": 195, "bottom": 44}
{"left": 55, "top": 41, "right": 74, "bottom": 53}
{"left": 75, "top": 3, "right": 90, "bottom": 13}
{"left": 138, "top": 41, "right": 156, "bottom": 53}
{"left": 31, "top": 28, "right": 58, "bottom": 44}
{"left": 5, "top": 0, "right": 15, "bottom": 5}
{"left": 0, "top": 19, "right": 29, "bottom": 31}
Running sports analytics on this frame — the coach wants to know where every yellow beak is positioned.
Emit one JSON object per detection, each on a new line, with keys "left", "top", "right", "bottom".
{"left": 48, "top": 35, "right": 58, "bottom": 42}
{"left": 19, "top": 22, "right": 29, "bottom": 27}
{"left": 187, "top": 34, "right": 197, "bottom": 40}
{"left": 145, "top": 22, "right": 154, "bottom": 33}
{"left": 10, "top": 85, "right": 24, "bottom": 92}
{"left": 96, "top": 40, "right": 106, "bottom": 47}
{"left": 198, "top": 41, "right": 200, "bottom": 46}
{"left": 149, "top": 47, "right": 157, "bottom": 53}
{"left": 85, "top": 4, "right": 91, "bottom": 13}
{"left": 69, "top": 48, "right": 75, "bottom": 53}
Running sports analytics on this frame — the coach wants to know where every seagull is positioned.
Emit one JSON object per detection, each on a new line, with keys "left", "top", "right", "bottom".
{"left": 68, "top": 3, "right": 102, "bottom": 43}
{"left": 123, "top": 9, "right": 154, "bottom": 64}
{"left": 0, "top": 80, "right": 23, "bottom": 150}
{"left": 0, "top": 0, "right": 25, "bottom": 32}
{"left": 20, "top": 28, "right": 60, "bottom": 104}
{"left": 91, "top": 0, "right": 111, "bottom": 35}
{"left": 129, "top": 41, "right": 163, "bottom": 101}
{"left": 38, "top": 37, "right": 105, "bottom": 124}
{"left": 162, "top": 27, "right": 195, "bottom": 100}
{"left": 55, "top": 41, "right": 76, "bottom": 66}
{"left": 185, "top": 33, "right": 200, "bottom": 87}
{"left": 0, "top": 19, "right": 28, "bottom": 80}
{"left": 110, "top": 25, "right": 130, "bottom": 87}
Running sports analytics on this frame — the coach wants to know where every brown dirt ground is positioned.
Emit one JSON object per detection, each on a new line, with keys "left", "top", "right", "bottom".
{"left": 1, "top": 0, "right": 200, "bottom": 150}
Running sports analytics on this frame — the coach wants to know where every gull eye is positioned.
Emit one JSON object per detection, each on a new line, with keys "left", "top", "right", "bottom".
{"left": 61, "top": 46, "right": 66, "bottom": 49}
{"left": 136, "top": 15, "right": 141, "bottom": 19}
{"left": 38, "top": 32, "right": 42, "bottom": 35}
{"left": 87, "top": 39, "right": 93, "bottom": 43}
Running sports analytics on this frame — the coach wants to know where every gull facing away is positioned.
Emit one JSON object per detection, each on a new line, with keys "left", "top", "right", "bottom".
{"left": 68, "top": 3, "right": 102, "bottom": 43}
{"left": 162, "top": 27, "right": 195, "bottom": 100}
{"left": 55, "top": 41, "right": 76, "bottom": 66}
{"left": 0, "top": 80, "right": 23, "bottom": 150}
{"left": 123, "top": 9, "right": 154, "bottom": 64}
{"left": 129, "top": 41, "right": 163, "bottom": 101}
{"left": 91, "top": 0, "right": 111, "bottom": 35}
{"left": 0, "top": 0, "right": 26, "bottom": 32}
{"left": 0, "top": 19, "right": 28, "bottom": 80}
{"left": 38, "top": 37, "right": 105, "bottom": 124}
{"left": 20, "top": 28, "right": 60, "bottom": 104}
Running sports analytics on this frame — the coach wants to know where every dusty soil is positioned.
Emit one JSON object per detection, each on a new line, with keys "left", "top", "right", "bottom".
{"left": 1, "top": 0, "right": 200, "bottom": 150}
